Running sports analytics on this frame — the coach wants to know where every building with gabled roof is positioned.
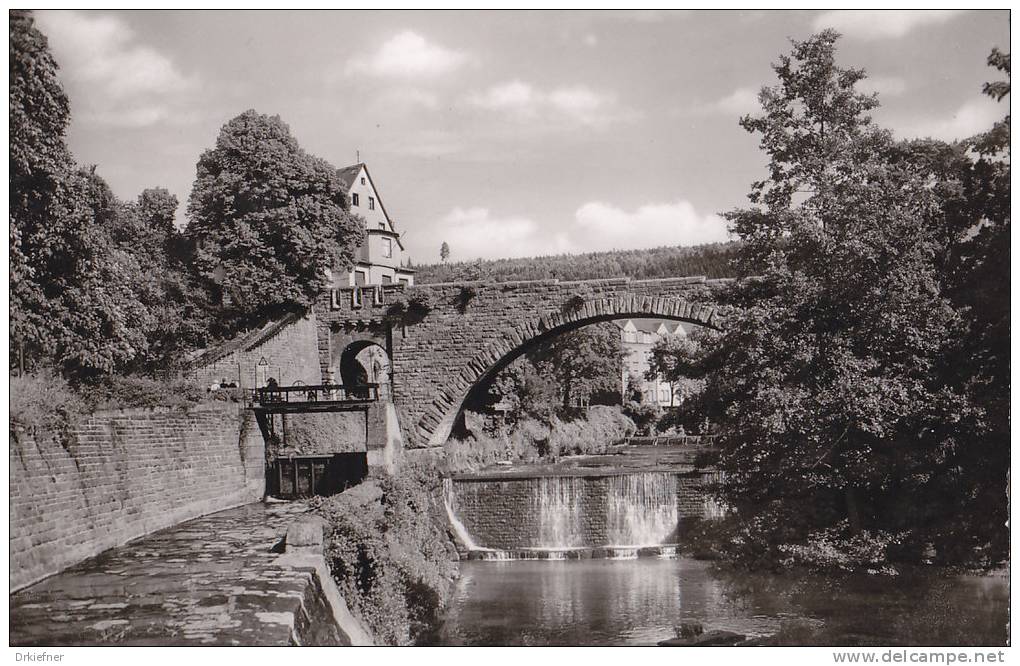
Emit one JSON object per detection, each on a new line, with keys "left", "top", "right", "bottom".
{"left": 335, "top": 163, "right": 415, "bottom": 287}
{"left": 616, "top": 318, "right": 690, "bottom": 406}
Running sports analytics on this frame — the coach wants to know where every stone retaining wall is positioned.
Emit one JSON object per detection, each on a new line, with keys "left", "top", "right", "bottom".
{"left": 9, "top": 404, "right": 265, "bottom": 591}
{"left": 186, "top": 313, "right": 322, "bottom": 391}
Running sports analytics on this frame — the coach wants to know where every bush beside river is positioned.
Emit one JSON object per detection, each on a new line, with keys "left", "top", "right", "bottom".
{"left": 310, "top": 463, "right": 459, "bottom": 646}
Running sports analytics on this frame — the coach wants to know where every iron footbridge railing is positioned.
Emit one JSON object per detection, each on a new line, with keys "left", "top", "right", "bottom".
{"left": 247, "top": 383, "right": 380, "bottom": 409}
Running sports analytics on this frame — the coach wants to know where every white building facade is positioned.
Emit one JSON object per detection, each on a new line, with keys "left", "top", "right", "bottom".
{"left": 617, "top": 318, "right": 688, "bottom": 406}
{"left": 335, "top": 163, "right": 415, "bottom": 287}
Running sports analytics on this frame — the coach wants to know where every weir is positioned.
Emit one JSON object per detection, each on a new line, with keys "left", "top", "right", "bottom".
{"left": 444, "top": 468, "right": 721, "bottom": 558}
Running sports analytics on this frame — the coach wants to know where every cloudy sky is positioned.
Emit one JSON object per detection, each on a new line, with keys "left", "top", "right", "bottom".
{"left": 35, "top": 9, "right": 1009, "bottom": 263}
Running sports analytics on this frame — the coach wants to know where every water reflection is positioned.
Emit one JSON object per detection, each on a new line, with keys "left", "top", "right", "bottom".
{"left": 440, "top": 558, "right": 1008, "bottom": 646}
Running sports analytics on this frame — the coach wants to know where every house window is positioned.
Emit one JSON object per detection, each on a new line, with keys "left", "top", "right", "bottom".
{"left": 398, "top": 278, "right": 410, "bottom": 286}
{"left": 381, "top": 237, "right": 392, "bottom": 258}
{"left": 378, "top": 222, "right": 385, "bottom": 229}
{"left": 368, "top": 196, "right": 375, "bottom": 210}
{"left": 360, "top": 177, "right": 366, "bottom": 185}
{"left": 352, "top": 193, "right": 359, "bottom": 206}
{"left": 381, "top": 274, "right": 393, "bottom": 285}
{"left": 354, "top": 270, "right": 367, "bottom": 286}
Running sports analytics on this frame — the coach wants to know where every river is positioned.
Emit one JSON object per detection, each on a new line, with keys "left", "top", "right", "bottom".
{"left": 439, "top": 557, "right": 1008, "bottom": 646}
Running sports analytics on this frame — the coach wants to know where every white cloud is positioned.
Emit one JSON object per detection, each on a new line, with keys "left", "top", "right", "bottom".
{"left": 548, "top": 86, "right": 607, "bottom": 116}
{"left": 467, "top": 81, "right": 625, "bottom": 128}
{"left": 892, "top": 99, "right": 1003, "bottom": 142}
{"left": 712, "top": 87, "right": 760, "bottom": 116}
{"left": 432, "top": 199, "right": 730, "bottom": 261}
{"left": 468, "top": 80, "right": 538, "bottom": 113}
{"left": 377, "top": 87, "right": 440, "bottom": 110}
{"left": 857, "top": 75, "right": 907, "bottom": 97}
{"left": 813, "top": 10, "right": 965, "bottom": 40}
{"left": 573, "top": 201, "right": 731, "bottom": 252}
{"left": 434, "top": 207, "right": 572, "bottom": 261}
{"left": 345, "top": 30, "right": 467, "bottom": 78}
{"left": 35, "top": 11, "right": 196, "bottom": 127}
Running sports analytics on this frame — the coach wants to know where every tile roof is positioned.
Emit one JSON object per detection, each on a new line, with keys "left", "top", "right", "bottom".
{"left": 336, "top": 163, "right": 364, "bottom": 192}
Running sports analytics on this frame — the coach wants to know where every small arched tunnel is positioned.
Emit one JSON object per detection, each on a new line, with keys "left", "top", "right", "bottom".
{"left": 420, "top": 306, "right": 723, "bottom": 448}
{"left": 335, "top": 340, "right": 392, "bottom": 399}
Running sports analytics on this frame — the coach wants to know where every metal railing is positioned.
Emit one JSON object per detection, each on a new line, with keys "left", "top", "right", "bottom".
{"left": 249, "top": 383, "right": 380, "bottom": 406}
{"left": 615, "top": 435, "right": 718, "bottom": 447}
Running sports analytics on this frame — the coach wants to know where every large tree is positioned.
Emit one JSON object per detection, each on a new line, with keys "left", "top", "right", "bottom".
{"left": 185, "top": 110, "right": 365, "bottom": 335}
{"left": 706, "top": 31, "right": 973, "bottom": 565}
{"left": 10, "top": 12, "right": 155, "bottom": 378}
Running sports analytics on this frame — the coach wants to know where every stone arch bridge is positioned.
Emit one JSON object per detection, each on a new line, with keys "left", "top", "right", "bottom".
{"left": 314, "top": 276, "right": 732, "bottom": 450}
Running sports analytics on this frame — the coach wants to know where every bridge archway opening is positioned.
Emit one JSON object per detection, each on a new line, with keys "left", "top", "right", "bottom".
{"left": 338, "top": 340, "right": 391, "bottom": 400}
{"left": 434, "top": 310, "right": 719, "bottom": 448}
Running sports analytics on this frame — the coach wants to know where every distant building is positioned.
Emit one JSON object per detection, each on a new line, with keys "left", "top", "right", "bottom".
{"left": 334, "top": 163, "right": 415, "bottom": 287}
{"left": 616, "top": 318, "right": 689, "bottom": 406}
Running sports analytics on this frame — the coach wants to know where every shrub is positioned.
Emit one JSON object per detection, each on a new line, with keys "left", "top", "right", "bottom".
{"left": 442, "top": 407, "right": 636, "bottom": 474}
{"left": 80, "top": 374, "right": 212, "bottom": 411}
{"left": 312, "top": 462, "right": 458, "bottom": 645}
{"left": 10, "top": 369, "right": 86, "bottom": 440}
{"left": 778, "top": 521, "right": 905, "bottom": 575}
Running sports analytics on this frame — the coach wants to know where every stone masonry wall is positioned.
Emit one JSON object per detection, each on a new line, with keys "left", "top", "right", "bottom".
{"left": 187, "top": 313, "right": 322, "bottom": 391}
{"left": 10, "top": 405, "right": 265, "bottom": 592}
{"left": 315, "top": 277, "right": 732, "bottom": 449}
{"left": 449, "top": 471, "right": 718, "bottom": 551}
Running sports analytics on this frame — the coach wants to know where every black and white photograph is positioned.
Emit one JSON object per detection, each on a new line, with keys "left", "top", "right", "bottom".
{"left": 8, "top": 7, "right": 1012, "bottom": 655}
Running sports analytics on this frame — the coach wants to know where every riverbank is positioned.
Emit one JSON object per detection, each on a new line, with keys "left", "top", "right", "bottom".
{"left": 310, "top": 463, "right": 460, "bottom": 646}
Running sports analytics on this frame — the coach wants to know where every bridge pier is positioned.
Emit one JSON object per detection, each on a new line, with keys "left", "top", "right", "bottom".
{"left": 365, "top": 402, "right": 404, "bottom": 476}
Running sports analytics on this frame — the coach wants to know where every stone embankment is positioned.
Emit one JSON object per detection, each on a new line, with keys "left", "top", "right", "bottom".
{"left": 10, "top": 405, "right": 265, "bottom": 591}
{"left": 10, "top": 502, "right": 371, "bottom": 646}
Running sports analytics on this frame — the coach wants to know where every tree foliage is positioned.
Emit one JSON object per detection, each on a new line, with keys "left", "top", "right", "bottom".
{"left": 477, "top": 323, "right": 625, "bottom": 419}
{"left": 185, "top": 110, "right": 365, "bottom": 335}
{"left": 10, "top": 13, "right": 162, "bottom": 378}
{"left": 415, "top": 242, "right": 739, "bottom": 284}
{"left": 691, "top": 31, "right": 1007, "bottom": 568}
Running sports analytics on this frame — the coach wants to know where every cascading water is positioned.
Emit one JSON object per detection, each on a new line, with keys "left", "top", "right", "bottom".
{"left": 605, "top": 473, "right": 679, "bottom": 547}
{"left": 446, "top": 471, "right": 688, "bottom": 558}
{"left": 443, "top": 478, "right": 482, "bottom": 551}
{"left": 533, "top": 476, "right": 587, "bottom": 548}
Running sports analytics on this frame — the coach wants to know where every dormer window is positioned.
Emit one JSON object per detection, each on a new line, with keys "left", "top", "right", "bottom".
{"left": 368, "top": 196, "right": 375, "bottom": 210}
{"left": 352, "top": 193, "right": 359, "bottom": 206}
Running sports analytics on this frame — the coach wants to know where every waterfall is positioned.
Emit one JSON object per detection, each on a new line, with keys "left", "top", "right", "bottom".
{"left": 446, "top": 471, "right": 685, "bottom": 554}
{"left": 443, "top": 478, "right": 481, "bottom": 551}
{"left": 605, "top": 473, "right": 679, "bottom": 547}
{"left": 533, "top": 477, "right": 586, "bottom": 548}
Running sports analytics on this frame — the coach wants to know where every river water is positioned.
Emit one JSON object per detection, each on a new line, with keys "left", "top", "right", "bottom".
{"left": 439, "top": 557, "right": 1008, "bottom": 646}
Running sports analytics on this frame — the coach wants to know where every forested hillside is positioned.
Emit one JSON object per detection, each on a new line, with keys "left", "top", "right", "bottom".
{"left": 414, "top": 242, "right": 740, "bottom": 284}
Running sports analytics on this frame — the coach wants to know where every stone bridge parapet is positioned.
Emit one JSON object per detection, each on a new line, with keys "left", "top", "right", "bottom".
{"left": 314, "top": 276, "right": 733, "bottom": 450}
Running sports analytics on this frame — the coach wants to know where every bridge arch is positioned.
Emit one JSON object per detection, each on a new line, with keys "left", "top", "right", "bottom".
{"left": 417, "top": 294, "right": 725, "bottom": 448}
{"left": 337, "top": 340, "right": 391, "bottom": 399}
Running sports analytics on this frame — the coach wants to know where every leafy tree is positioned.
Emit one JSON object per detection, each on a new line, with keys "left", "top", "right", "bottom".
{"left": 440, "top": 241, "right": 450, "bottom": 263}
{"left": 707, "top": 31, "right": 968, "bottom": 565}
{"left": 646, "top": 327, "right": 717, "bottom": 425}
{"left": 528, "top": 323, "right": 624, "bottom": 410}
{"left": 185, "top": 110, "right": 365, "bottom": 335}
{"left": 919, "top": 48, "right": 1010, "bottom": 563}
{"left": 10, "top": 8, "right": 77, "bottom": 370}
{"left": 10, "top": 12, "right": 153, "bottom": 378}
{"left": 477, "top": 323, "right": 624, "bottom": 419}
